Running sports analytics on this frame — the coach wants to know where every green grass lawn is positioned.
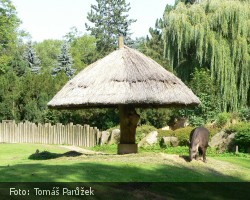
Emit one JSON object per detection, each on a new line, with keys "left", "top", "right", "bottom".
{"left": 0, "top": 143, "right": 249, "bottom": 199}
{"left": 0, "top": 143, "right": 249, "bottom": 182}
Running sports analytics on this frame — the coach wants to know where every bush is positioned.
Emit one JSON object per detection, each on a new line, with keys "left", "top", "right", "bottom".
{"left": 234, "top": 131, "right": 250, "bottom": 153}
{"left": 226, "top": 122, "right": 250, "bottom": 153}
{"left": 226, "top": 122, "right": 250, "bottom": 133}
{"left": 157, "top": 129, "right": 174, "bottom": 138}
{"left": 175, "top": 68, "right": 220, "bottom": 127}
{"left": 158, "top": 127, "right": 194, "bottom": 146}
{"left": 138, "top": 108, "right": 172, "bottom": 128}
{"left": 204, "top": 126, "right": 220, "bottom": 138}
{"left": 215, "top": 112, "right": 231, "bottom": 128}
{"left": 239, "top": 107, "right": 250, "bottom": 121}
{"left": 173, "top": 127, "right": 194, "bottom": 146}
{"left": 188, "top": 116, "right": 205, "bottom": 127}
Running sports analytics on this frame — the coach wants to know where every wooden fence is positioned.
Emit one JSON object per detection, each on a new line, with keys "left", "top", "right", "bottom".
{"left": 0, "top": 120, "right": 99, "bottom": 147}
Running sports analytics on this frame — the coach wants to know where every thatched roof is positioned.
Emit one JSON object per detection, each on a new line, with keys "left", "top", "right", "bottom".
{"left": 48, "top": 45, "right": 200, "bottom": 109}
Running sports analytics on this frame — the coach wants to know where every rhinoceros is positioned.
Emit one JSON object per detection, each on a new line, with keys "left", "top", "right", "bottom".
{"left": 189, "top": 127, "right": 209, "bottom": 162}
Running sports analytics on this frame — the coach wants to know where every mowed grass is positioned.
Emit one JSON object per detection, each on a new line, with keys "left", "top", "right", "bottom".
{"left": 0, "top": 143, "right": 249, "bottom": 183}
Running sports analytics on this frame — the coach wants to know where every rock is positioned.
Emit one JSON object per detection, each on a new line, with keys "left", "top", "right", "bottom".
{"left": 209, "top": 131, "right": 227, "bottom": 147}
{"left": 160, "top": 136, "right": 179, "bottom": 147}
{"left": 171, "top": 117, "right": 189, "bottom": 130}
{"left": 100, "top": 131, "right": 110, "bottom": 145}
{"left": 138, "top": 131, "right": 158, "bottom": 147}
{"left": 161, "top": 126, "right": 170, "bottom": 130}
{"left": 209, "top": 131, "right": 236, "bottom": 152}
{"left": 109, "top": 129, "right": 120, "bottom": 145}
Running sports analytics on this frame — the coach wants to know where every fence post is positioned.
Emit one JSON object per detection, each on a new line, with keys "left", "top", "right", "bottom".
{"left": 86, "top": 125, "right": 90, "bottom": 147}
{"left": 0, "top": 121, "right": 98, "bottom": 147}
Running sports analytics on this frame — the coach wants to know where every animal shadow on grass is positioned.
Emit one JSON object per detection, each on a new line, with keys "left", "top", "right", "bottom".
{"left": 179, "top": 155, "right": 190, "bottom": 162}
{"left": 28, "top": 150, "right": 82, "bottom": 160}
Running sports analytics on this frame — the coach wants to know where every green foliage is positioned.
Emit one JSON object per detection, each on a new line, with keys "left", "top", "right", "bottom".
{"left": 53, "top": 41, "right": 76, "bottom": 78}
{"left": 16, "top": 72, "right": 58, "bottom": 123}
{"left": 215, "top": 112, "right": 231, "bottom": 128}
{"left": 227, "top": 122, "right": 250, "bottom": 133}
{"left": 139, "top": 20, "right": 171, "bottom": 70}
{"left": 204, "top": 126, "right": 220, "bottom": 138}
{"left": 226, "top": 122, "right": 250, "bottom": 153}
{"left": 11, "top": 42, "right": 27, "bottom": 76}
{"left": 158, "top": 127, "right": 194, "bottom": 146}
{"left": 239, "top": 107, "right": 250, "bottom": 121}
{"left": 69, "top": 33, "right": 97, "bottom": 71}
{"left": 85, "top": 0, "right": 136, "bottom": 56}
{"left": 34, "top": 39, "right": 62, "bottom": 72}
{"left": 49, "top": 108, "right": 119, "bottom": 130}
{"left": 138, "top": 108, "right": 172, "bottom": 128}
{"left": 0, "top": 70, "right": 19, "bottom": 120}
{"left": 163, "top": 0, "right": 250, "bottom": 111}
{"left": 173, "top": 127, "right": 194, "bottom": 146}
{"left": 0, "top": 0, "right": 20, "bottom": 74}
{"left": 177, "top": 68, "right": 220, "bottom": 126}
{"left": 23, "top": 41, "right": 41, "bottom": 74}
{"left": 158, "top": 129, "right": 174, "bottom": 138}
{"left": 0, "top": 0, "right": 20, "bottom": 49}
{"left": 234, "top": 131, "right": 250, "bottom": 153}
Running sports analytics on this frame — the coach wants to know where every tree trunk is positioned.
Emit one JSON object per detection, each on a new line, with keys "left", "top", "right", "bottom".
{"left": 118, "top": 105, "right": 140, "bottom": 154}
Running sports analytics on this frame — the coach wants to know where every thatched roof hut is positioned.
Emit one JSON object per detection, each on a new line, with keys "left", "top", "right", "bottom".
{"left": 48, "top": 38, "right": 200, "bottom": 154}
{"left": 48, "top": 48, "right": 200, "bottom": 108}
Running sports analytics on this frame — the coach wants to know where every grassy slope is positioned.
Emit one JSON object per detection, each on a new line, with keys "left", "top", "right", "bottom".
{"left": 1, "top": 143, "right": 249, "bottom": 199}
{"left": 0, "top": 143, "right": 249, "bottom": 182}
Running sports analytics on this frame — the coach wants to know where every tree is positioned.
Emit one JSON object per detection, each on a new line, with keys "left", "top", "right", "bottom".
{"left": 23, "top": 41, "right": 41, "bottom": 74}
{"left": 0, "top": 70, "right": 19, "bottom": 120}
{"left": 52, "top": 41, "right": 76, "bottom": 78}
{"left": 0, "top": 0, "right": 20, "bottom": 74}
{"left": 10, "top": 43, "right": 27, "bottom": 76}
{"left": 15, "top": 71, "right": 61, "bottom": 123}
{"left": 140, "top": 19, "right": 171, "bottom": 71}
{"left": 177, "top": 68, "right": 220, "bottom": 126}
{"left": 34, "top": 39, "right": 62, "bottom": 73}
{"left": 163, "top": 0, "right": 250, "bottom": 111}
{"left": 63, "top": 28, "right": 97, "bottom": 71}
{"left": 63, "top": 26, "right": 81, "bottom": 43}
{"left": 85, "top": 0, "right": 136, "bottom": 56}
{"left": 70, "top": 34, "right": 97, "bottom": 71}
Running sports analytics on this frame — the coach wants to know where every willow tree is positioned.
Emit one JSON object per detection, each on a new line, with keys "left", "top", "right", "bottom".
{"left": 163, "top": 0, "right": 250, "bottom": 111}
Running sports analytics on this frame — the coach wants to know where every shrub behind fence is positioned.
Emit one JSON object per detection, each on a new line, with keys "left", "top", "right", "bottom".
{"left": 0, "top": 120, "right": 99, "bottom": 147}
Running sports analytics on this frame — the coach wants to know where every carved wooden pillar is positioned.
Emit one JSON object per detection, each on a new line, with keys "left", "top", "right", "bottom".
{"left": 118, "top": 105, "right": 140, "bottom": 154}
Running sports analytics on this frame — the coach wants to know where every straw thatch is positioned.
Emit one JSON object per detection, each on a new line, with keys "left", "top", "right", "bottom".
{"left": 48, "top": 45, "right": 200, "bottom": 109}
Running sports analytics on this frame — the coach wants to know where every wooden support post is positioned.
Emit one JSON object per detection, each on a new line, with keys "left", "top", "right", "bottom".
{"left": 118, "top": 105, "right": 140, "bottom": 154}
{"left": 235, "top": 145, "right": 239, "bottom": 153}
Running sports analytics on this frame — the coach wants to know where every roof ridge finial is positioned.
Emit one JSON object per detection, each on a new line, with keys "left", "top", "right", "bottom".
{"left": 118, "top": 36, "right": 124, "bottom": 49}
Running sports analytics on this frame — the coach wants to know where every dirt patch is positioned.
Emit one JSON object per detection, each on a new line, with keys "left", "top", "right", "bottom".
{"left": 60, "top": 145, "right": 104, "bottom": 155}
{"left": 58, "top": 146, "right": 249, "bottom": 180}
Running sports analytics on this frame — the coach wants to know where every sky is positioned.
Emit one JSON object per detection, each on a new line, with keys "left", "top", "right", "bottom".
{"left": 12, "top": 0, "right": 175, "bottom": 42}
